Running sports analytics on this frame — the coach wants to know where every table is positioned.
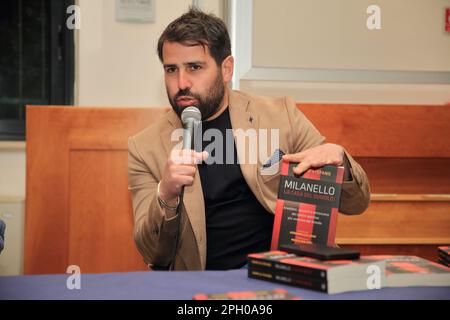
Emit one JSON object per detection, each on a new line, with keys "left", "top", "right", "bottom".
{"left": 1, "top": 269, "right": 449, "bottom": 300}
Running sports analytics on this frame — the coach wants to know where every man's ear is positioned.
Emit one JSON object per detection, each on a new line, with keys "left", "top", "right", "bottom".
{"left": 221, "top": 55, "right": 234, "bottom": 83}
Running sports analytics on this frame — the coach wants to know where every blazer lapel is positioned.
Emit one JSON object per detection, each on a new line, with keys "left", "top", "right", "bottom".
{"left": 228, "top": 90, "right": 259, "bottom": 193}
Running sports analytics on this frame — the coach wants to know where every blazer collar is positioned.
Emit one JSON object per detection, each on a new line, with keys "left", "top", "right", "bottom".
{"left": 228, "top": 90, "right": 259, "bottom": 187}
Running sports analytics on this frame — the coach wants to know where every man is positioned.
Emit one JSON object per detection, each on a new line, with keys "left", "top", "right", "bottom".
{"left": 128, "top": 8, "right": 370, "bottom": 271}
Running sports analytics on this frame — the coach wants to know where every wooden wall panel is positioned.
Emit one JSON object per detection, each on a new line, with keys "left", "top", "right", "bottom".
{"left": 25, "top": 106, "right": 168, "bottom": 274}
{"left": 340, "top": 245, "right": 445, "bottom": 263}
{"left": 355, "top": 158, "right": 450, "bottom": 194}
{"left": 298, "top": 104, "right": 450, "bottom": 157}
{"left": 68, "top": 150, "right": 142, "bottom": 273}
{"left": 336, "top": 201, "right": 450, "bottom": 244}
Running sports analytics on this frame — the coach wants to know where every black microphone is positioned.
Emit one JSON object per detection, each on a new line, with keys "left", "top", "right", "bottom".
{"left": 170, "top": 106, "right": 201, "bottom": 270}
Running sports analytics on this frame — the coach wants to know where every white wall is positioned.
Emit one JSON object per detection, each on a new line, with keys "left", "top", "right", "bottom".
{"left": 235, "top": 0, "right": 450, "bottom": 104}
{"left": 76, "top": 0, "right": 224, "bottom": 107}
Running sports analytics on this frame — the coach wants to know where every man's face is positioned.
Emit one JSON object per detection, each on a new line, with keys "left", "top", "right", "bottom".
{"left": 162, "top": 41, "right": 225, "bottom": 121}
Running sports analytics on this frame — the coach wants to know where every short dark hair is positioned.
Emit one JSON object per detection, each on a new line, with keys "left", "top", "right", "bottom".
{"left": 157, "top": 8, "right": 231, "bottom": 66}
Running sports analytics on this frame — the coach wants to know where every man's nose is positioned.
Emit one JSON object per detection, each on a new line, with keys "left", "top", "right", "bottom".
{"left": 178, "top": 70, "right": 191, "bottom": 91}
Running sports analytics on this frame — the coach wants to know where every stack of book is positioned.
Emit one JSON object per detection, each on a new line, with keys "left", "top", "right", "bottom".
{"left": 247, "top": 251, "right": 386, "bottom": 294}
{"left": 438, "top": 246, "right": 450, "bottom": 267}
{"left": 372, "top": 255, "right": 450, "bottom": 287}
{"left": 248, "top": 251, "right": 450, "bottom": 294}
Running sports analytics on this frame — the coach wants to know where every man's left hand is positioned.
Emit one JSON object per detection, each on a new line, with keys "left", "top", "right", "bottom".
{"left": 282, "top": 143, "right": 345, "bottom": 175}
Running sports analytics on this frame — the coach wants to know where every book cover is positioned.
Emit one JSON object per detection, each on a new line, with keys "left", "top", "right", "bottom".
{"left": 438, "top": 259, "right": 450, "bottom": 268}
{"left": 248, "top": 267, "right": 329, "bottom": 293}
{"left": 271, "top": 161, "right": 344, "bottom": 250}
{"left": 248, "top": 266, "right": 382, "bottom": 295}
{"left": 192, "top": 288, "right": 300, "bottom": 300}
{"left": 438, "top": 246, "right": 450, "bottom": 260}
{"left": 369, "top": 255, "right": 450, "bottom": 287}
{"left": 438, "top": 252, "right": 450, "bottom": 264}
{"left": 248, "top": 251, "right": 385, "bottom": 282}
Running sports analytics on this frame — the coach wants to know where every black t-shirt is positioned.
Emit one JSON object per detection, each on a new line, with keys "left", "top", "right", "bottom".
{"left": 196, "top": 108, "right": 274, "bottom": 270}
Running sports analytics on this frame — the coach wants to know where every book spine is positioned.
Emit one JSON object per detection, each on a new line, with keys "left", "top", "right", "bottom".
{"left": 271, "top": 160, "right": 290, "bottom": 250}
{"left": 248, "top": 258, "right": 327, "bottom": 280}
{"left": 248, "top": 267, "right": 328, "bottom": 293}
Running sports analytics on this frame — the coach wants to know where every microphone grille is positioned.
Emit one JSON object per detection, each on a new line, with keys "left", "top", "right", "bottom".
{"left": 181, "top": 106, "right": 202, "bottom": 124}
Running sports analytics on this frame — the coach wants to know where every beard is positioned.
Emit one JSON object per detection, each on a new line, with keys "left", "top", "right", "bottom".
{"left": 167, "top": 72, "right": 225, "bottom": 122}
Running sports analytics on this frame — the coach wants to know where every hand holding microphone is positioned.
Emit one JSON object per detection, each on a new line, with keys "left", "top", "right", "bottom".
{"left": 158, "top": 107, "right": 207, "bottom": 208}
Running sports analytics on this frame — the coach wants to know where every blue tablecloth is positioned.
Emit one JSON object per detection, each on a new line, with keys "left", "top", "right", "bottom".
{"left": 1, "top": 269, "right": 449, "bottom": 300}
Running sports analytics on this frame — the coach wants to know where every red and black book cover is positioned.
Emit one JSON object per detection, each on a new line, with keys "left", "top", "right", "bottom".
{"left": 248, "top": 251, "right": 327, "bottom": 279}
{"left": 438, "top": 246, "right": 450, "bottom": 263}
{"left": 271, "top": 160, "right": 344, "bottom": 250}
{"left": 438, "top": 259, "right": 450, "bottom": 268}
{"left": 248, "top": 267, "right": 329, "bottom": 293}
{"left": 192, "top": 288, "right": 300, "bottom": 300}
{"left": 247, "top": 251, "right": 384, "bottom": 281}
{"left": 367, "top": 255, "right": 450, "bottom": 287}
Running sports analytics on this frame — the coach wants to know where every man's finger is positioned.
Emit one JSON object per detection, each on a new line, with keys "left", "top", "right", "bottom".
{"left": 293, "top": 161, "right": 310, "bottom": 175}
{"left": 282, "top": 152, "right": 305, "bottom": 162}
{"left": 172, "top": 165, "right": 197, "bottom": 175}
{"left": 194, "top": 151, "right": 209, "bottom": 163}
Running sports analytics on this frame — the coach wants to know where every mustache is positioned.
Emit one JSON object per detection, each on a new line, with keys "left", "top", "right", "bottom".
{"left": 175, "top": 89, "right": 195, "bottom": 100}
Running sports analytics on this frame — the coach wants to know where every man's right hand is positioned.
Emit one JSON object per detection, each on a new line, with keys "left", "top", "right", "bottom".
{"left": 158, "top": 150, "right": 208, "bottom": 207}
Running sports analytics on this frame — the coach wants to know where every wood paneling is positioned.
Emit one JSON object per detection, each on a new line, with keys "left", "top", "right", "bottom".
{"left": 355, "top": 158, "right": 450, "bottom": 194}
{"left": 68, "top": 151, "right": 141, "bottom": 273}
{"left": 336, "top": 201, "right": 450, "bottom": 244}
{"left": 298, "top": 104, "right": 450, "bottom": 157}
{"left": 340, "top": 245, "right": 444, "bottom": 263}
{"left": 25, "top": 106, "right": 168, "bottom": 274}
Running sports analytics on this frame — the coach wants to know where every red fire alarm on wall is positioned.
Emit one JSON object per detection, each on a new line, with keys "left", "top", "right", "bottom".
{"left": 446, "top": 8, "right": 450, "bottom": 32}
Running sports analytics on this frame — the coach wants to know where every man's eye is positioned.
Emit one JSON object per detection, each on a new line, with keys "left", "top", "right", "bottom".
{"left": 189, "top": 65, "right": 201, "bottom": 71}
{"left": 165, "top": 67, "right": 176, "bottom": 73}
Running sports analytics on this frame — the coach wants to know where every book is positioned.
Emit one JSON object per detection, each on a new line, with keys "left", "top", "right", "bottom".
{"left": 248, "top": 251, "right": 386, "bottom": 283}
{"left": 248, "top": 267, "right": 381, "bottom": 295}
{"left": 280, "top": 243, "right": 360, "bottom": 260}
{"left": 271, "top": 161, "right": 344, "bottom": 250}
{"left": 369, "top": 255, "right": 450, "bottom": 287}
{"left": 438, "top": 246, "right": 450, "bottom": 263}
{"left": 248, "top": 251, "right": 386, "bottom": 294}
{"left": 438, "top": 259, "right": 450, "bottom": 268}
{"left": 192, "top": 288, "right": 300, "bottom": 300}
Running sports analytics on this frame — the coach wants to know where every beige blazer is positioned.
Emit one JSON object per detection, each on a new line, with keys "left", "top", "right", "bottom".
{"left": 128, "top": 90, "right": 370, "bottom": 270}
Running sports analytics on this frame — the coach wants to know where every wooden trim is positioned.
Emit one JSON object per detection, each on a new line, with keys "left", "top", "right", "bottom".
{"left": 0, "top": 141, "right": 26, "bottom": 150}
{"left": 371, "top": 194, "right": 450, "bottom": 202}
{"left": 0, "top": 196, "right": 25, "bottom": 203}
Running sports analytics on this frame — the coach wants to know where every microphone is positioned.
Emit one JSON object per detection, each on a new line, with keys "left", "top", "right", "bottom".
{"left": 170, "top": 106, "right": 201, "bottom": 270}
{"left": 181, "top": 106, "right": 202, "bottom": 150}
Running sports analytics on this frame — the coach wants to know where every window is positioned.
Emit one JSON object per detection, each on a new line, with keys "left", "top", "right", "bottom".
{"left": 0, "top": 0, "right": 74, "bottom": 141}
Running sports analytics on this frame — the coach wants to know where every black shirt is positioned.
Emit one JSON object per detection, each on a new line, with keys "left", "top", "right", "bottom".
{"left": 196, "top": 108, "right": 274, "bottom": 270}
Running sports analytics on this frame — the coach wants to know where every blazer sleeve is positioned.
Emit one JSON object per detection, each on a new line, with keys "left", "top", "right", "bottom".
{"left": 128, "top": 137, "right": 179, "bottom": 268}
{"left": 284, "top": 96, "right": 370, "bottom": 215}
